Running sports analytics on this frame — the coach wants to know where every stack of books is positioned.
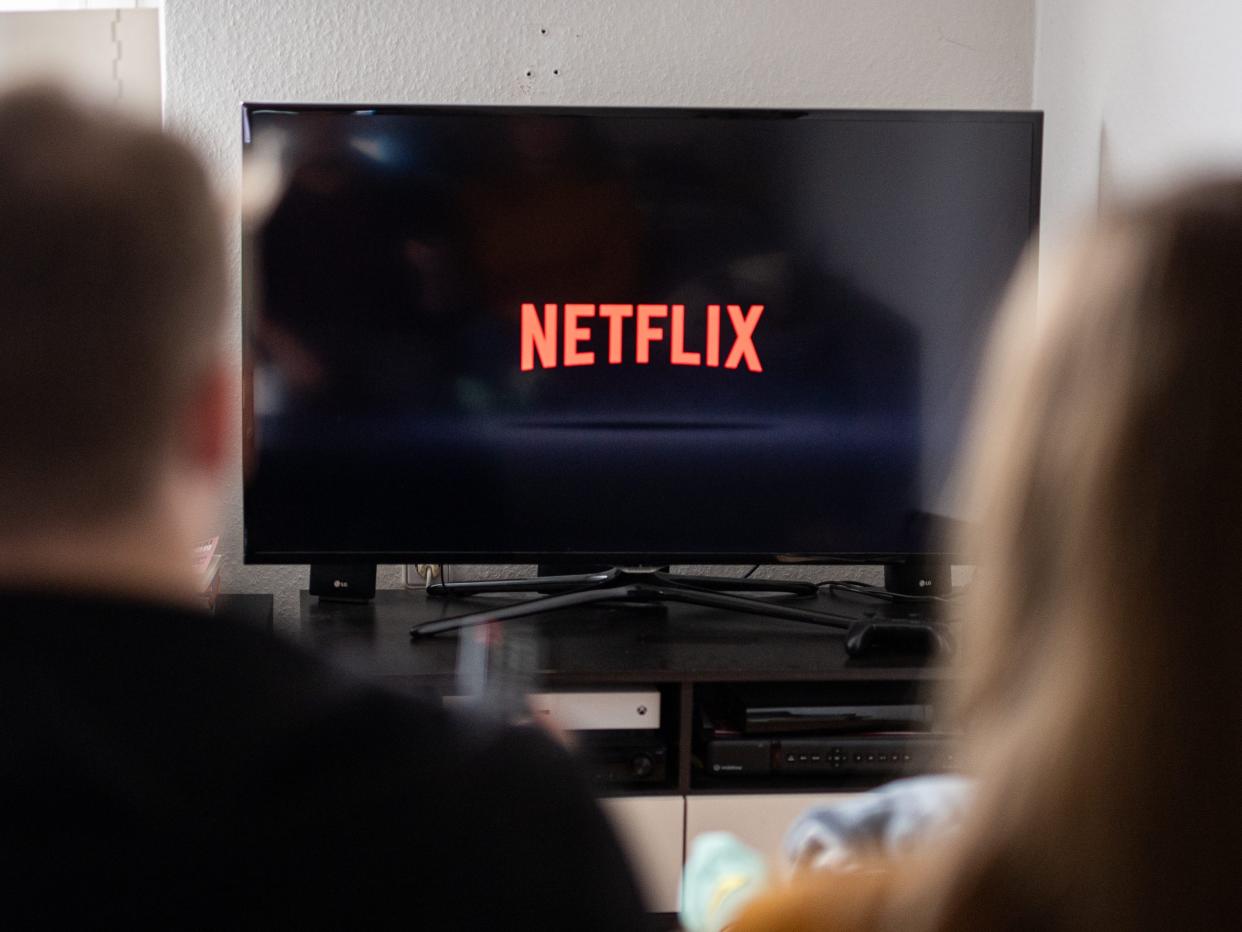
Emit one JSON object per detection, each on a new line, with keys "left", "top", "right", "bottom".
{"left": 192, "top": 536, "right": 223, "bottom": 612}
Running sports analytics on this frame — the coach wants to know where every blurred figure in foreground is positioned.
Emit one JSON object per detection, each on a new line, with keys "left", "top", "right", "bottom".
{"left": 0, "top": 86, "right": 644, "bottom": 929}
{"left": 724, "top": 179, "right": 1242, "bottom": 930}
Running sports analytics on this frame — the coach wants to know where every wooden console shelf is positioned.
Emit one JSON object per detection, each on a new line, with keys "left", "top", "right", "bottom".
{"left": 298, "top": 587, "right": 946, "bottom": 795}
{"left": 298, "top": 587, "right": 948, "bottom": 915}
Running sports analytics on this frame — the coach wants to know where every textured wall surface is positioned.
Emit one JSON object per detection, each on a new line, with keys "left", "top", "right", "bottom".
{"left": 162, "top": 0, "right": 1034, "bottom": 630}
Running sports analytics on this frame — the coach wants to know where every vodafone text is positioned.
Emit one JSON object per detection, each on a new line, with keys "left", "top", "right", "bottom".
{"left": 519, "top": 303, "right": 764, "bottom": 373}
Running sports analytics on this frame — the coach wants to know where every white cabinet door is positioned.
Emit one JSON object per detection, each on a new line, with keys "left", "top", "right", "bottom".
{"left": 600, "top": 795, "right": 685, "bottom": 913}
{"left": 685, "top": 793, "right": 859, "bottom": 881}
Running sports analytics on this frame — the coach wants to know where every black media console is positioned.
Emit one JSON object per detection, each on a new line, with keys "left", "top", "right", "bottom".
{"left": 298, "top": 587, "right": 949, "bottom": 796}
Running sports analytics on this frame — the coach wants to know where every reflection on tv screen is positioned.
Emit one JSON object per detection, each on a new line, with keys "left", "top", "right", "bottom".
{"left": 242, "top": 106, "right": 1039, "bottom": 560}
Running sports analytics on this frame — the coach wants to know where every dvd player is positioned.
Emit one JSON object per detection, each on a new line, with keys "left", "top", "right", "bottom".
{"left": 705, "top": 734, "right": 954, "bottom": 778}
{"left": 741, "top": 703, "right": 932, "bottom": 734}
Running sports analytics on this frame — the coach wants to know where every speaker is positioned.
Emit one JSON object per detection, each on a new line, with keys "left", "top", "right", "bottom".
{"left": 309, "top": 564, "right": 377, "bottom": 602}
{"left": 883, "top": 558, "right": 951, "bottom": 597}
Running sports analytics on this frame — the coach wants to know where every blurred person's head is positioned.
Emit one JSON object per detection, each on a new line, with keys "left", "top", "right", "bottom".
{"left": 906, "top": 178, "right": 1242, "bottom": 930}
{"left": 0, "top": 86, "right": 227, "bottom": 600}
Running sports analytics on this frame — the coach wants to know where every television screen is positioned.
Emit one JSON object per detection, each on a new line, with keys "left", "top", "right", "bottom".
{"left": 242, "top": 105, "right": 1040, "bottom": 563}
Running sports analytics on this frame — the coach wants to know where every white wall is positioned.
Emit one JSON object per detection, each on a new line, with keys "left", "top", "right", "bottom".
{"left": 162, "top": 0, "right": 1036, "bottom": 628}
{"left": 1034, "top": 0, "right": 1242, "bottom": 251}
{"left": 0, "top": 1, "right": 157, "bottom": 8}
{"left": 0, "top": 9, "right": 159, "bottom": 119}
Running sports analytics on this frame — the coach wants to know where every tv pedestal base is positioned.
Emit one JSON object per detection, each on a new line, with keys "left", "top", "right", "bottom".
{"left": 411, "top": 567, "right": 853, "bottom": 638}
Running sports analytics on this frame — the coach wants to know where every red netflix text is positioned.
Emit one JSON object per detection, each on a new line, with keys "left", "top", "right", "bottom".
{"left": 519, "top": 303, "right": 764, "bottom": 373}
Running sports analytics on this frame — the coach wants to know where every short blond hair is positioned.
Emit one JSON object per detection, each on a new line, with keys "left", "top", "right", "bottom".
{"left": 0, "top": 86, "right": 225, "bottom": 530}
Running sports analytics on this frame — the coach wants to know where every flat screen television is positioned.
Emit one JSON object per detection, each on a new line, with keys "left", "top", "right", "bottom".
{"left": 241, "top": 104, "right": 1041, "bottom": 572}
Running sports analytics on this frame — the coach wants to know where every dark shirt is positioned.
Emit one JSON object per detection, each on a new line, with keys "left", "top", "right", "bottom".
{"left": 0, "top": 590, "right": 647, "bottom": 929}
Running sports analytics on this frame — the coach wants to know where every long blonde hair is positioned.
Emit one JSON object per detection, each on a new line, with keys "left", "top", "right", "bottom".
{"left": 903, "top": 177, "right": 1242, "bottom": 930}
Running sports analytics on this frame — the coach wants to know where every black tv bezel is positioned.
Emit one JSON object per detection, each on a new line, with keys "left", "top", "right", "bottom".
{"left": 240, "top": 102, "right": 1043, "bottom": 566}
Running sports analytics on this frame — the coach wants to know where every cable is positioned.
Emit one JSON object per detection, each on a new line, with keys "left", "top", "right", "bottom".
{"left": 413, "top": 563, "right": 444, "bottom": 588}
{"left": 815, "top": 579, "right": 964, "bottom": 604}
{"left": 741, "top": 565, "right": 759, "bottom": 579}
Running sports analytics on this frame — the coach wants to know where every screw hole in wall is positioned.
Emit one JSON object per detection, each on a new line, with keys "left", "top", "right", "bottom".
{"left": 525, "top": 70, "right": 532, "bottom": 77}
{"left": 553, "top": 69, "right": 559, "bottom": 75}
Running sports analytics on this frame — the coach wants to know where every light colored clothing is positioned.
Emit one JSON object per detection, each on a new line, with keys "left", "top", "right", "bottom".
{"left": 680, "top": 776, "right": 973, "bottom": 932}
{"left": 785, "top": 775, "right": 973, "bottom": 871}
{"left": 681, "top": 832, "right": 771, "bottom": 932}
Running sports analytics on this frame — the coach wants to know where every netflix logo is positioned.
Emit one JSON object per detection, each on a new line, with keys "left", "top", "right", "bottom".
{"left": 519, "top": 303, "right": 764, "bottom": 373}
